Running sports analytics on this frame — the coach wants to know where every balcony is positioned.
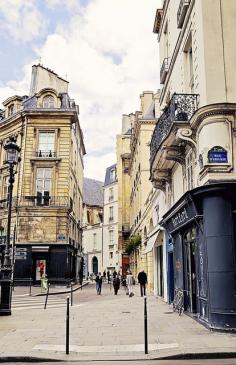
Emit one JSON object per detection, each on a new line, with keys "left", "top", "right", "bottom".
{"left": 160, "top": 58, "right": 169, "bottom": 84}
{"left": 18, "top": 195, "right": 69, "bottom": 208}
{"left": 36, "top": 150, "right": 56, "bottom": 158}
{"left": 108, "top": 196, "right": 114, "bottom": 202}
{"left": 177, "top": 0, "right": 190, "bottom": 28}
{"left": 150, "top": 93, "right": 199, "bottom": 165}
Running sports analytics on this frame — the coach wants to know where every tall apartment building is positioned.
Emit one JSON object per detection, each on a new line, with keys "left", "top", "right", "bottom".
{"left": 82, "top": 178, "right": 103, "bottom": 276}
{"left": 151, "top": 0, "right": 236, "bottom": 330}
{"left": 103, "top": 164, "right": 119, "bottom": 274}
{"left": 0, "top": 64, "right": 85, "bottom": 284}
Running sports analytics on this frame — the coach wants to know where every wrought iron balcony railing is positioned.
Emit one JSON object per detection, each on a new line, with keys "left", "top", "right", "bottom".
{"left": 150, "top": 93, "right": 199, "bottom": 165}
{"left": 18, "top": 195, "right": 69, "bottom": 207}
{"left": 177, "top": 0, "right": 190, "bottom": 28}
{"left": 160, "top": 58, "right": 169, "bottom": 84}
{"left": 36, "top": 150, "right": 56, "bottom": 158}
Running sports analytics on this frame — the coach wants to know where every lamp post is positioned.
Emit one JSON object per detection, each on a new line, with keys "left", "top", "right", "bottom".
{"left": 0, "top": 136, "right": 21, "bottom": 315}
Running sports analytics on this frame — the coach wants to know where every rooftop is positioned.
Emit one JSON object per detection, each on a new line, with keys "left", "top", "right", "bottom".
{"left": 83, "top": 178, "right": 103, "bottom": 207}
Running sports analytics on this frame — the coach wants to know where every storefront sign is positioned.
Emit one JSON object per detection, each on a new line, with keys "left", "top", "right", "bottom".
{"left": 208, "top": 146, "right": 227, "bottom": 163}
{"left": 172, "top": 208, "right": 189, "bottom": 228}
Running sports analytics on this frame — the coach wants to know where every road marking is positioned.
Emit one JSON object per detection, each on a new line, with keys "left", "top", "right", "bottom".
{"left": 33, "top": 343, "right": 179, "bottom": 353}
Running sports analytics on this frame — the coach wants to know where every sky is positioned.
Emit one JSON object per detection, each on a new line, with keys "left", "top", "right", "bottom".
{"left": 0, "top": 0, "right": 161, "bottom": 182}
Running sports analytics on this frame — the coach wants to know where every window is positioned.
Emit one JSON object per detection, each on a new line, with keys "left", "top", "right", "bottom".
{"left": 2, "top": 175, "right": 9, "bottom": 199}
{"left": 109, "top": 187, "right": 114, "bottom": 201}
{"left": 109, "top": 252, "right": 113, "bottom": 259}
{"left": 8, "top": 104, "right": 14, "bottom": 117}
{"left": 109, "top": 230, "right": 114, "bottom": 245}
{"left": 155, "top": 204, "right": 159, "bottom": 223}
{"left": 109, "top": 206, "right": 114, "bottom": 221}
{"left": 109, "top": 244, "right": 114, "bottom": 250}
{"left": 110, "top": 168, "right": 116, "bottom": 182}
{"left": 184, "top": 35, "right": 194, "bottom": 93}
{"left": 38, "top": 131, "right": 55, "bottom": 157}
{"left": 43, "top": 95, "right": 55, "bottom": 108}
{"left": 186, "top": 150, "right": 194, "bottom": 190}
{"left": 36, "top": 168, "right": 52, "bottom": 205}
{"left": 93, "top": 233, "right": 97, "bottom": 249}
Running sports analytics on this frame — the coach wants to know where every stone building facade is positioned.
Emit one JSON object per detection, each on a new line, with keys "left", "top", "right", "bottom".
{"left": 0, "top": 64, "right": 85, "bottom": 284}
{"left": 150, "top": 0, "right": 236, "bottom": 330}
{"left": 82, "top": 178, "right": 103, "bottom": 276}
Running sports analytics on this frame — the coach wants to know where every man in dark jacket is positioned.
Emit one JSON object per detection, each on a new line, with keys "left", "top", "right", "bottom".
{"left": 138, "top": 270, "right": 147, "bottom": 297}
{"left": 95, "top": 273, "right": 102, "bottom": 295}
{"left": 113, "top": 276, "right": 120, "bottom": 295}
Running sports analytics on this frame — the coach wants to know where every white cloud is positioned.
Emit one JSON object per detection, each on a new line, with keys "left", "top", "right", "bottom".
{"left": 0, "top": 0, "right": 161, "bottom": 180}
{"left": 0, "top": 0, "right": 45, "bottom": 42}
{"left": 46, "top": 0, "right": 80, "bottom": 11}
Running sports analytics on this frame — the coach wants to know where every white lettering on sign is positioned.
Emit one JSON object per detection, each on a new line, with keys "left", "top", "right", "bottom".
{"left": 172, "top": 208, "right": 189, "bottom": 228}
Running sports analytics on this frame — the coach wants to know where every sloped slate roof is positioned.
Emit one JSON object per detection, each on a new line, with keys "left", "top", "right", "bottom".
{"left": 83, "top": 178, "right": 103, "bottom": 207}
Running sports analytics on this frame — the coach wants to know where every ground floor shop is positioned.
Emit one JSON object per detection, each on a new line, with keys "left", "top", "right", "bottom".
{"left": 14, "top": 244, "right": 82, "bottom": 284}
{"left": 162, "top": 182, "right": 236, "bottom": 331}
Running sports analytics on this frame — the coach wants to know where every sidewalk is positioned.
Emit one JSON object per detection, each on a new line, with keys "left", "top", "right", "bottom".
{"left": 1, "top": 283, "right": 236, "bottom": 361}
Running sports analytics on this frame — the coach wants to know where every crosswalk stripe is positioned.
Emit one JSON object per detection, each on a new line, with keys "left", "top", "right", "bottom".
{"left": 11, "top": 295, "right": 67, "bottom": 311}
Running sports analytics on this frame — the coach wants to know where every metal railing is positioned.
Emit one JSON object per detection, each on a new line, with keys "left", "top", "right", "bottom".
{"left": 36, "top": 150, "right": 56, "bottom": 158}
{"left": 160, "top": 58, "right": 169, "bottom": 84}
{"left": 18, "top": 196, "right": 69, "bottom": 207}
{"left": 177, "top": 0, "right": 190, "bottom": 28}
{"left": 150, "top": 93, "right": 199, "bottom": 165}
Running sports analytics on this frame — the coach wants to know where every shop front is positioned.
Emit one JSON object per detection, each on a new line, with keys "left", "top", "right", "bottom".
{"left": 162, "top": 182, "right": 236, "bottom": 331}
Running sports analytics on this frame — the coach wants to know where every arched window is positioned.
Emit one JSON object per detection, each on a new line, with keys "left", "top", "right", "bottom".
{"left": 43, "top": 95, "right": 55, "bottom": 108}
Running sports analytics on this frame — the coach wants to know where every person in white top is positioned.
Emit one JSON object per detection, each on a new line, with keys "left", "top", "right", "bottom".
{"left": 126, "top": 270, "right": 134, "bottom": 297}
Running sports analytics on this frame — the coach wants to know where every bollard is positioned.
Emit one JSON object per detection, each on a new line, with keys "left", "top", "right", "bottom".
{"left": 71, "top": 282, "right": 73, "bottom": 306}
{"left": 44, "top": 283, "right": 50, "bottom": 310}
{"left": 144, "top": 296, "right": 148, "bottom": 354}
{"left": 66, "top": 296, "right": 70, "bottom": 355}
{"left": 29, "top": 278, "right": 32, "bottom": 296}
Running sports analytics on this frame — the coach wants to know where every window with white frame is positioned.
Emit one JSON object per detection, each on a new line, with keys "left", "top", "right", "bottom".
{"left": 109, "top": 206, "right": 114, "bottom": 221}
{"left": 110, "top": 168, "right": 116, "bottom": 182}
{"left": 43, "top": 95, "right": 55, "bottom": 108}
{"left": 38, "top": 131, "right": 55, "bottom": 157}
{"left": 109, "top": 187, "right": 114, "bottom": 201}
{"left": 2, "top": 175, "right": 9, "bottom": 199}
{"left": 8, "top": 104, "right": 14, "bottom": 117}
{"left": 93, "top": 233, "right": 97, "bottom": 249}
{"left": 36, "top": 168, "right": 52, "bottom": 205}
{"left": 186, "top": 150, "right": 194, "bottom": 190}
{"left": 109, "top": 230, "right": 114, "bottom": 245}
{"left": 109, "top": 252, "right": 113, "bottom": 259}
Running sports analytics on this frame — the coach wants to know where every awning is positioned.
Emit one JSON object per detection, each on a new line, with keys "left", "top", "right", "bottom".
{"left": 32, "top": 246, "right": 49, "bottom": 252}
{"left": 144, "top": 227, "right": 164, "bottom": 254}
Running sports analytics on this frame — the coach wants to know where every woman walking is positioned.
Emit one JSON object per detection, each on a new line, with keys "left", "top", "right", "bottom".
{"left": 113, "top": 276, "right": 120, "bottom": 295}
{"left": 126, "top": 270, "right": 134, "bottom": 297}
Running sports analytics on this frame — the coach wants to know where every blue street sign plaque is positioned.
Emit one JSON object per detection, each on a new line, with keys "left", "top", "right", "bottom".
{"left": 208, "top": 146, "right": 228, "bottom": 163}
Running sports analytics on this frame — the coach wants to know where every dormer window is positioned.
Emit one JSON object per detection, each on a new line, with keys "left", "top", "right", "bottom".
{"left": 43, "top": 95, "right": 54, "bottom": 108}
{"left": 110, "top": 168, "right": 116, "bottom": 182}
{"left": 8, "top": 104, "right": 14, "bottom": 117}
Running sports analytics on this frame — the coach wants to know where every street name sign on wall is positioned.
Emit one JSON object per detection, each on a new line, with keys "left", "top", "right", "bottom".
{"left": 15, "top": 247, "right": 27, "bottom": 260}
{"left": 208, "top": 146, "right": 228, "bottom": 163}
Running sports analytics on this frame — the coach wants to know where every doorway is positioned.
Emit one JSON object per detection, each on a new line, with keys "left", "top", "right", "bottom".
{"left": 92, "top": 256, "right": 98, "bottom": 274}
{"left": 184, "top": 228, "right": 197, "bottom": 313}
{"left": 156, "top": 245, "right": 164, "bottom": 297}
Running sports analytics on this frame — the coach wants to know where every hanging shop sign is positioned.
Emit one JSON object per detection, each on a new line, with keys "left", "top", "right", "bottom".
{"left": 208, "top": 146, "right": 228, "bottom": 163}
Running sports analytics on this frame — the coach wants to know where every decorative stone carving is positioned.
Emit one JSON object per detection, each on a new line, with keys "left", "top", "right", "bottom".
{"left": 176, "top": 128, "right": 197, "bottom": 150}
{"left": 162, "top": 145, "right": 185, "bottom": 165}
{"left": 151, "top": 168, "right": 170, "bottom": 192}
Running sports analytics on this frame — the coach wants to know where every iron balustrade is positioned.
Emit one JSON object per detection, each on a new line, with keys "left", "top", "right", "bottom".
{"left": 36, "top": 150, "right": 56, "bottom": 158}
{"left": 177, "top": 0, "right": 190, "bottom": 28}
{"left": 150, "top": 93, "right": 199, "bottom": 166}
{"left": 16, "top": 196, "right": 69, "bottom": 207}
{"left": 160, "top": 58, "right": 169, "bottom": 84}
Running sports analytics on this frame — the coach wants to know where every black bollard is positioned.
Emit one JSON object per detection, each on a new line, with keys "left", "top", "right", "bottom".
{"left": 71, "top": 282, "right": 73, "bottom": 306}
{"left": 144, "top": 296, "right": 148, "bottom": 354}
{"left": 66, "top": 296, "right": 70, "bottom": 355}
{"left": 29, "top": 278, "right": 32, "bottom": 296}
{"left": 44, "top": 283, "right": 50, "bottom": 310}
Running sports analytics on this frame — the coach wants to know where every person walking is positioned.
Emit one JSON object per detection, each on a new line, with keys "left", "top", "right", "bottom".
{"left": 113, "top": 276, "right": 120, "bottom": 295}
{"left": 107, "top": 271, "right": 111, "bottom": 283}
{"left": 95, "top": 272, "right": 103, "bottom": 295}
{"left": 126, "top": 270, "right": 134, "bottom": 297}
{"left": 113, "top": 269, "right": 117, "bottom": 279}
{"left": 103, "top": 270, "right": 106, "bottom": 282}
{"left": 138, "top": 270, "right": 147, "bottom": 297}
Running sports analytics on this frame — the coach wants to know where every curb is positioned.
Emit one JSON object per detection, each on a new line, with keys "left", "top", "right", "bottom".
{"left": 34, "top": 281, "right": 89, "bottom": 297}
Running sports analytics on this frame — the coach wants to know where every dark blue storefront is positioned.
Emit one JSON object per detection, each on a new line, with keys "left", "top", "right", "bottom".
{"left": 162, "top": 182, "right": 236, "bottom": 331}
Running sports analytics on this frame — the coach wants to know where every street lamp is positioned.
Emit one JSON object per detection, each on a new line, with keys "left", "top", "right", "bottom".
{"left": 0, "top": 136, "right": 21, "bottom": 315}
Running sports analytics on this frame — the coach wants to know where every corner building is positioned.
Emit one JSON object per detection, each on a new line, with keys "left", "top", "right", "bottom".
{"left": 151, "top": 0, "right": 236, "bottom": 330}
{"left": 0, "top": 65, "right": 85, "bottom": 284}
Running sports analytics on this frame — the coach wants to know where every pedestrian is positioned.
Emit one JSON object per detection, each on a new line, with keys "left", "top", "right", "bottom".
{"left": 113, "top": 269, "right": 117, "bottom": 279}
{"left": 138, "top": 270, "right": 147, "bottom": 297}
{"left": 113, "top": 276, "right": 120, "bottom": 295}
{"left": 126, "top": 270, "right": 134, "bottom": 297}
{"left": 107, "top": 271, "right": 111, "bottom": 283}
{"left": 95, "top": 272, "right": 103, "bottom": 294}
{"left": 103, "top": 270, "right": 106, "bottom": 281}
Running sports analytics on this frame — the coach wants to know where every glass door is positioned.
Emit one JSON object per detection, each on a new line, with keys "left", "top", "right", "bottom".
{"left": 184, "top": 228, "right": 197, "bottom": 313}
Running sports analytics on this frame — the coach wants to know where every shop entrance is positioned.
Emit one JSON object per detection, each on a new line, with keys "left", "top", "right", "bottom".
{"left": 156, "top": 245, "right": 164, "bottom": 297}
{"left": 184, "top": 228, "right": 197, "bottom": 313}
